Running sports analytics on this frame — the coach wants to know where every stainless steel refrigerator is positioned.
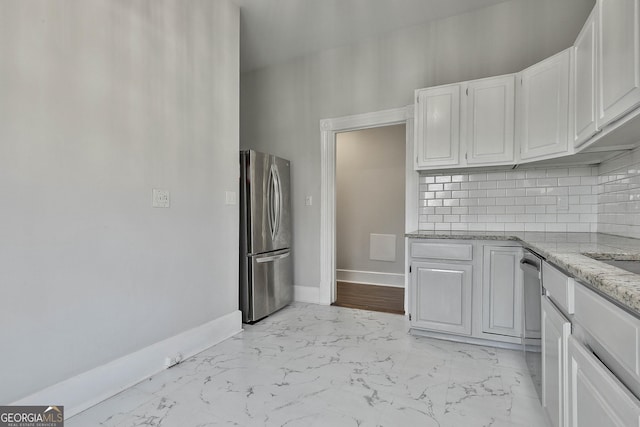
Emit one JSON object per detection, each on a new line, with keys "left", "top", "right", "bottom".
{"left": 239, "top": 150, "right": 293, "bottom": 323}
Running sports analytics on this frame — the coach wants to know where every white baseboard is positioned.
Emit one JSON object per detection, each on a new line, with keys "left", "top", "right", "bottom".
{"left": 294, "top": 285, "right": 320, "bottom": 304}
{"left": 336, "top": 269, "right": 405, "bottom": 287}
{"left": 12, "top": 310, "right": 242, "bottom": 418}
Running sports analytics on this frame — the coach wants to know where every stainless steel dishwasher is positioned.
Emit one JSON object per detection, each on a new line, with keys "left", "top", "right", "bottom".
{"left": 521, "top": 249, "right": 543, "bottom": 402}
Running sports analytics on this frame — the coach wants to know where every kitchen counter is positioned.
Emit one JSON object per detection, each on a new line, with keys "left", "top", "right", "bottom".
{"left": 406, "top": 231, "right": 640, "bottom": 317}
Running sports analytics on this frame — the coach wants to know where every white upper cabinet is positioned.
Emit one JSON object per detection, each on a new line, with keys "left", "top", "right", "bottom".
{"left": 573, "top": 6, "right": 599, "bottom": 148}
{"left": 518, "top": 48, "right": 572, "bottom": 161}
{"left": 415, "top": 84, "right": 460, "bottom": 168}
{"left": 598, "top": 0, "right": 640, "bottom": 126}
{"left": 414, "top": 75, "right": 515, "bottom": 170}
{"left": 464, "top": 75, "right": 516, "bottom": 165}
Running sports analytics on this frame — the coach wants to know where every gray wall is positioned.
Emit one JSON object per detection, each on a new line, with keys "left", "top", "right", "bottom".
{"left": 0, "top": 0, "right": 239, "bottom": 403}
{"left": 336, "top": 125, "right": 406, "bottom": 275}
{"left": 240, "top": 0, "right": 595, "bottom": 290}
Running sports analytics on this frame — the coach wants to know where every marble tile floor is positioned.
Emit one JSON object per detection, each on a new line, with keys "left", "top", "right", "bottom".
{"left": 68, "top": 303, "right": 549, "bottom": 427}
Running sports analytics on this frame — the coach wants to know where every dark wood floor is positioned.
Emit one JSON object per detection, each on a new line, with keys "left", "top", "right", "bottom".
{"left": 332, "top": 281, "right": 404, "bottom": 315}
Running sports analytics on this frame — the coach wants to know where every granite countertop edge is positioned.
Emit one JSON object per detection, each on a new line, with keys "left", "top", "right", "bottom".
{"left": 406, "top": 231, "right": 640, "bottom": 316}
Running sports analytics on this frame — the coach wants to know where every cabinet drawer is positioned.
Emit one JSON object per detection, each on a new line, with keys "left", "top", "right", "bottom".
{"left": 542, "top": 262, "right": 575, "bottom": 314}
{"left": 574, "top": 282, "right": 640, "bottom": 383}
{"left": 411, "top": 242, "right": 472, "bottom": 261}
{"left": 567, "top": 336, "right": 640, "bottom": 427}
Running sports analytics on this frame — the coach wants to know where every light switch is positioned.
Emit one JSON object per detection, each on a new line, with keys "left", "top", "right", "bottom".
{"left": 305, "top": 196, "right": 313, "bottom": 206}
{"left": 225, "top": 191, "right": 237, "bottom": 205}
{"left": 152, "top": 189, "right": 170, "bottom": 208}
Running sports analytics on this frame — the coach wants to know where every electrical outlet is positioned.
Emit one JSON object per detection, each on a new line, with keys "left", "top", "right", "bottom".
{"left": 152, "top": 189, "right": 170, "bottom": 208}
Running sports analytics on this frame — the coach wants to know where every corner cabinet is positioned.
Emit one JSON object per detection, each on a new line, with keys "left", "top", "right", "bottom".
{"left": 598, "top": 0, "right": 640, "bottom": 127}
{"left": 414, "top": 84, "right": 460, "bottom": 168}
{"left": 481, "top": 246, "right": 522, "bottom": 338}
{"left": 573, "top": 6, "right": 599, "bottom": 148}
{"left": 518, "top": 48, "right": 572, "bottom": 161}
{"left": 414, "top": 75, "right": 516, "bottom": 170}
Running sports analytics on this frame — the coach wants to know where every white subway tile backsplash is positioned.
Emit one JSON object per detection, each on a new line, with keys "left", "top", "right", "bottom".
{"left": 487, "top": 189, "right": 506, "bottom": 197}
{"left": 487, "top": 172, "right": 506, "bottom": 180}
{"left": 569, "top": 186, "right": 592, "bottom": 195}
{"left": 537, "top": 178, "right": 558, "bottom": 187}
{"left": 487, "top": 206, "right": 506, "bottom": 214}
{"left": 497, "top": 180, "right": 516, "bottom": 189}
{"left": 435, "top": 207, "right": 451, "bottom": 215}
{"left": 536, "top": 196, "right": 556, "bottom": 205}
{"left": 546, "top": 168, "right": 569, "bottom": 177}
{"left": 444, "top": 183, "right": 461, "bottom": 191}
{"left": 526, "top": 188, "right": 547, "bottom": 196}
{"left": 506, "top": 205, "right": 525, "bottom": 214}
{"left": 418, "top": 165, "right": 599, "bottom": 232}
{"left": 452, "top": 190, "right": 469, "bottom": 198}
{"left": 558, "top": 177, "right": 581, "bottom": 186}
{"left": 526, "top": 205, "right": 545, "bottom": 214}
{"left": 596, "top": 149, "right": 640, "bottom": 239}
{"left": 478, "top": 181, "right": 498, "bottom": 189}
{"left": 469, "top": 206, "right": 487, "bottom": 215}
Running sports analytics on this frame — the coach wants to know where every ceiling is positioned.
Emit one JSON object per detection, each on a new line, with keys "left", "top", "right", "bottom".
{"left": 234, "top": 0, "right": 510, "bottom": 72}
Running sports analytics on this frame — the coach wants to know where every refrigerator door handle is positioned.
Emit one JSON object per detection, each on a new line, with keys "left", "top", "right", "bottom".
{"left": 256, "top": 251, "right": 290, "bottom": 264}
{"left": 267, "top": 164, "right": 282, "bottom": 240}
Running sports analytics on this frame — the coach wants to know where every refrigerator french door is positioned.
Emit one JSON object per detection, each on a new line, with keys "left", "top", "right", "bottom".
{"left": 240, "top": 150, "right": 293, "bottom": 323}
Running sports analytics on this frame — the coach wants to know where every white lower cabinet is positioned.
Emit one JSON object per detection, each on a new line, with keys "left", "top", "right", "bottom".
{"left": 542, "top": 296, "right": 571, "bottom": 427}
{"left": 482, "top": 246, "right": 522, "bottom": 337}
{"left": 411, "top": 261, "right": 472, "bottom": 336}
{"left": 409, "top": 239, "right": 523, "bottom": 345}
{"left": 567, "top": 336, "right": 640, "bottom": 427}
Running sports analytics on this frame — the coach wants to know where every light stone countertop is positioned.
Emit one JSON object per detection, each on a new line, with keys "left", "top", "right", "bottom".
{"left": 406, "top": 231, "right": 640, "bottom": 317}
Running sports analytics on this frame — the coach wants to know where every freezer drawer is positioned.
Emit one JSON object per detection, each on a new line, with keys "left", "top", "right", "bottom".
{"left": 243, "top": 250, "right": 293, "bottom": 323}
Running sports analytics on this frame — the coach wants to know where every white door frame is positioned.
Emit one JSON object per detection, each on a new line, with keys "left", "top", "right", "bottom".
{"left": 319, "top": 106, "right": 419, "bottom": 311}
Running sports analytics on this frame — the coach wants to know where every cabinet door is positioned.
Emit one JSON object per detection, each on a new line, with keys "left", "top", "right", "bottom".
{"left": 518, "top": 49, "right": 571, "bottom": 161}
{"left": 598, "top": 0, "right": 640, "bottom": 126}
{"left": 414, "top": 85, "right": 460, "bottom": 168}
{"left": 464, "top": 75, "right": 515, "bottom": 165}
{"left": 573, "top": 6, "right": 599, "bottom": 148}
{"left": 542, "top": 296, "right": 571, "bottom": 427}
{"left": 411, "top": 261, "right": 472, "bottom": 335}
{"left": 481, "top": 246, "right": 522, "bottom": 337}
{"left": 567, "top": 336, "right": 640, "bottom": 427}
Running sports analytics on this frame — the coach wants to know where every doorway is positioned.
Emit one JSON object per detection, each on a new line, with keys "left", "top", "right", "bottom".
{"left": 333, "top": 125, "right": 406, "bottom": 314}
{"left": 318, "top": 106, "right": 419, "bottom": 314}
